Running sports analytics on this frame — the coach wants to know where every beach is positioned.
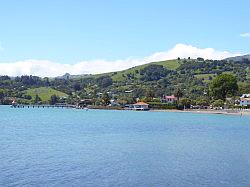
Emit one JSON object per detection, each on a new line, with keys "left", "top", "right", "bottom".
{"left": 150, "top": 109, "right": 250, "bottom": 115}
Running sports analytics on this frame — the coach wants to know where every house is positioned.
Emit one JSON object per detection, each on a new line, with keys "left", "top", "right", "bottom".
{"left": 96, "top": 92, "right": 103, "bottom": 96}
{"left": 78, "top": 99, "right": 93, "bottom": 107}
{"left": 161, "top": 95, "right": 177, "bottom": 104}
{"left": 240, "top": 98, "right": 250, "bottom": 106}
{"left": 240, "top": 97, "right": 250, "bottom": 106}
{"left": 125, "top": 90, "right": 133, "bottom": 93}
{"left": 11, "top": 99, "right": 17, "bottom": 107}
{"left": 109, "top": 99, "right": 120, "bottom": 107}
{"left": 239, "top": 94, "right": 250, "bottom": 106}
{"left": 132, "top": 102, "right": 149, "bottom": 111}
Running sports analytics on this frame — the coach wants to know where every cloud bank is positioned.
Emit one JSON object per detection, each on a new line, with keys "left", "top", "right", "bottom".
{"left": 240, "top": 33, "right": 250, "bottom": 37}
{"left": 0, "top": 44, "right": 242, "bottom": 77}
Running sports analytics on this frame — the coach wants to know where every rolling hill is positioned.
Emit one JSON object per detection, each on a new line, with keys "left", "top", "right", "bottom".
{"left": 25, "top": 87, "right": 68, "bottom": 102}
{"left": 92, "top": 59, "right": 180, "bottom": 82}
{"left": 226, "top": 54, "right": 250, "bottom": 62}
{"left": 1, "top": 55, "right": 250, "bottom": 105}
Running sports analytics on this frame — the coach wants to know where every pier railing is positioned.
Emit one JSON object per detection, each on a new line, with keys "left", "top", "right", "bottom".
{"left": 11, "top": 104, "right": 76, "bottom": 108}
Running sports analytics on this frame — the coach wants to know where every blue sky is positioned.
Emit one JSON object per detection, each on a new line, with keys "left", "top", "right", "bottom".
{"left": 0, "top": 0, "right": 249, "bottom": 76}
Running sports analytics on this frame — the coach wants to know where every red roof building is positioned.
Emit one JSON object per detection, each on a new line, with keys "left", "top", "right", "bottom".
{"left": 161, "top": 95, "right": 177, "bottom": 103}
{"left": 132, "top": 102, "right": 149, "bottom": 110}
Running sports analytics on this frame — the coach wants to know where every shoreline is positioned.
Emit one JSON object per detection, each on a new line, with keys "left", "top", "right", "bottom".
{"left": 4, "top": 104, "right": 250, "bottom": 116}
{"left": 150, "top": 109, "right": 250, "bottom": 116}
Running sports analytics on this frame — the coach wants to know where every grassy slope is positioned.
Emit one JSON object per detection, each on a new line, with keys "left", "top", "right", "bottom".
{"left": 84, "top": 59, "right": 248, "bottom": 84}
{"left": 152, "top": 60, "right": 180, "bottom": 69}
{"left": 25, "top": 87, "right": 68, "bottom": 102}
{"left": 93, "top": 59, "right": 180, "bottom": 82}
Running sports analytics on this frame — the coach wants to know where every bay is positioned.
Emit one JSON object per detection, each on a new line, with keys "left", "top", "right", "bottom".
{"left": 1, "top": 105, "right": 250, "bottom": 186}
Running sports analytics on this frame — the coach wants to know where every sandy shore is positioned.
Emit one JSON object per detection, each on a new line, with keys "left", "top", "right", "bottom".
{"left": 150, "top": 109, "right": 250, "bottom": 116}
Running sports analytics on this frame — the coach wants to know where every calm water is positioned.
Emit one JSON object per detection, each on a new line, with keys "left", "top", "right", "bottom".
{"left": 1, "top": 106, "right": 250, "bottom": 187}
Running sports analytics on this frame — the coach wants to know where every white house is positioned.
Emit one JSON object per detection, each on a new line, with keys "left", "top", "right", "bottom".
{"left": 240, "top": 97, "right": 250, "bottom": 106}
{"left": 11, "top": 99, "right": 17, "bottom": 107}
{"left": 109, "top": 99, "right": 120, "bottom": 107}
{"left": 239, "top": 94, "right": 250, "bottom": 106}
{"left": 125, "top": 90, "right": 133, "bottom": 93}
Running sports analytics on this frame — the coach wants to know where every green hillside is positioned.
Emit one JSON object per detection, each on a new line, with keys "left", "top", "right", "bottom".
{"left": 247, "top": 69, "right": 250, "bottom": 79}
{"left": 25, "top": 87, "right": 68, "bottom": 102}
{"left": 1, "top": 57, "right": 250, "bottom": 106}
{"left": 152, "top": 59, "right": 180, "bottom": 69}
{"left": 97, "top": 59, "right": 180, "bottom": 82}
{"left": 194, "top": 74, "right": 216, "bottom": 83}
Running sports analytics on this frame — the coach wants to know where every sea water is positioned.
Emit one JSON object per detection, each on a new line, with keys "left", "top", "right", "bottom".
{"left": 1, "top": 105, "right": 250, "bottom": 186}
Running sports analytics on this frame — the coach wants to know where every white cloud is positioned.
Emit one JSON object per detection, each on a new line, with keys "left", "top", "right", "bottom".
{"left": 0, "top": 43, "right": 242, "bottom": 77}
{"left": 145, "top": 44, "right": 240, "bottom": 62}
{"left": 240, "top": 33, "right": 250, "bottom": 37}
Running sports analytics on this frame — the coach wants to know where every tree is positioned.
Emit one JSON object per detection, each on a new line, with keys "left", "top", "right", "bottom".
{"left": 140, "top": 64, "right": 167, "bottom": 81}
{"left": 238, "top": 82, "right": 250, "bottom": 95}
{"left": 0, "top": 76, "right": 10, "bottom": 81}
{"left": 145, "top": 88, "right": 155, "bottom": 101}
{"left": 43, "top": 77, "right": 50, "bottom": 86}
{"left": 96, "top": 76, "right": 113, "bottom": 88}
{"left": 174, "top": 88, "right": 183, "bottom": 101}
{"left": 73, "top": 83, "right": 81, "bottom": 91}
{"left": 212, "top": 99, "right": 224, "bottom": 108}
{"left": 102, "top": 92, "right": 110, "bottom": 106}
{"left": 34, "top": 94, "right": 41, "bottom": 104}
{"left": 133, "top": 87, "right": 145, "bottom": 98}
{"left": 118, "top": 95, "right": 136, "bottom": 105}
{"left": 210, "top": 74, "right": 238, "bottom": 100}
{"left": 197, "top": 57, "right": 204, "bottom": 61}
{"left": 179, "top": 98, "right": 191, "bottom": 109}
{"left": 195, "top": 98, "right": 209, "bottom": 106}
{"left": 158, "top": 78, "right": 170, "bottom": 88}
{"left": 50, "top": 95, "right": 59, "bottom": 105}
{"left": 24, "top": 95, "right": 32, "bottom": 100}
{"left": 0, "top": 90, "right": 5, "bottom": 104}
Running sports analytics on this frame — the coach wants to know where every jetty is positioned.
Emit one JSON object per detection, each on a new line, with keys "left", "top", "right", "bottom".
{"left": 11, "top": 103, "right": 76, "bottom": 109}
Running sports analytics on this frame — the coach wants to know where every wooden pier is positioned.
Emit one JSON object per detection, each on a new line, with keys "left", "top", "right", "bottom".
{"left": 11, "top": 104, "right": 76, "bottom": 109}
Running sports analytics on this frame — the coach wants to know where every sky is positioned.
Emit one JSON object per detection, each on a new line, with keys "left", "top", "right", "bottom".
{"left": 0, "top": 0, "right": 250, "bottom": 77}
